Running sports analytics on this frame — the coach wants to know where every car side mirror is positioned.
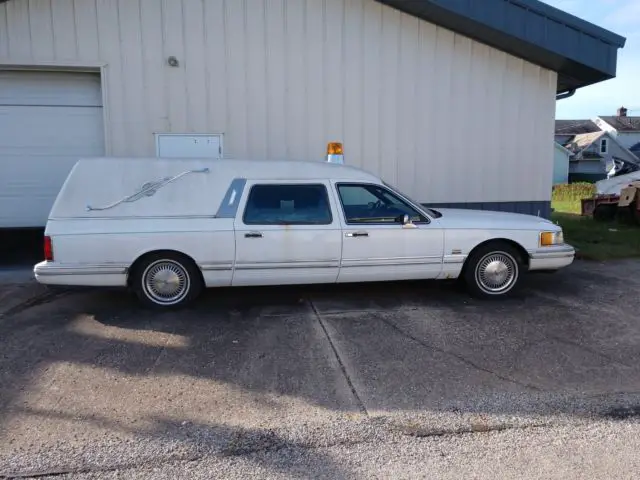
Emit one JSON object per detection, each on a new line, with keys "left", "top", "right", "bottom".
{"left": 396, "top": 214, "right": 411, "bottom": 225}
{"left": 397, "top": 213, "right": 418, "bottom": 229}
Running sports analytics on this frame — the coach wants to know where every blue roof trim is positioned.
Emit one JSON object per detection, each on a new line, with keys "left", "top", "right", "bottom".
{"left": 376, "top": 0, "right": 626, "bottom": 93}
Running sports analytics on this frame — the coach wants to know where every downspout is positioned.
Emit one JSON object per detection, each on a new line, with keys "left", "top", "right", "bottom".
{"left": 556, "top": 89, "right": 576, "bottom": 101}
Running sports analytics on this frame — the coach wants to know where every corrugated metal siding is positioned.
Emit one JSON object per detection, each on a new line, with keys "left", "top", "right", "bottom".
{"left": 0, "top": 0, "right": 557, "bottom": 204}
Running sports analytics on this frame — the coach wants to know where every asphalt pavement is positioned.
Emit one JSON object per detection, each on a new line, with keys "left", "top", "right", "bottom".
{"left": 1, "top": 251, "right": 639, "bottom": 479}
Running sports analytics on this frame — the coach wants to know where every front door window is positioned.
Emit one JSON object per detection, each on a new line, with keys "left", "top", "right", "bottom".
{"left": 336, "top": 183, "right": 427, "bottom": 224}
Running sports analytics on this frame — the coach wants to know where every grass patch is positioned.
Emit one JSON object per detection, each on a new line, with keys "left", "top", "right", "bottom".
{"left": 551, "top": 183, "right": 640, "bottom": 260}
{"left": 552, "top": 200, "right": 581, "bottom": 215}
{"left": 551, "top": 211, "right": 640, "bottom": 261}
{"left": 552, "top": 183, "right": 596, "bottom": 203}
{"left": 551, "top": 183, "right": 594, "bottom": 215}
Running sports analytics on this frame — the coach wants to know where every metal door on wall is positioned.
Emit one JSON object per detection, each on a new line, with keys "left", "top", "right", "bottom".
{"left": 155, "top": 134, "right": 223, "bottom": 159}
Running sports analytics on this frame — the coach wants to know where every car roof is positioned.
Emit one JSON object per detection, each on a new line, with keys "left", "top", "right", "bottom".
{"left": 76, "top": 157, "right": 382, "bottom": 182}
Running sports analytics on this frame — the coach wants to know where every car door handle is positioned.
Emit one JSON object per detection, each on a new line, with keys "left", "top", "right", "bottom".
{"left": 345, "top": 231, "right": 369, "bottom": 238}
{"left": 244, "top": 232, "right": 263, "bottom": 238}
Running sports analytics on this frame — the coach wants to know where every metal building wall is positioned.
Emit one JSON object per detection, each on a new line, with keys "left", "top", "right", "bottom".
{"left": 0, "top": 0, "right": 557, "bottom": 209}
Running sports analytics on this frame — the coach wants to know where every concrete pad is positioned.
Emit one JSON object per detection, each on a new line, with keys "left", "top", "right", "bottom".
{"left": 365, "top": 304, "right": 640, "bottom": 396}
{"left": 522, "top": 263, "right": 640, "bottom": 369}
{"left": 320, "top": 310, "right": 533, "bottom": 415}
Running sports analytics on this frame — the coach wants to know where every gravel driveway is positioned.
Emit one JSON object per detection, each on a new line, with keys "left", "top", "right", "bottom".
{"left": 1, "top": 260, "right": 639, "bottom": 478}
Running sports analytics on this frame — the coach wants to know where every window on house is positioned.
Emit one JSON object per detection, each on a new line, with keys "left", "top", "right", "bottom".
{"left": 600, "top": 138, "right": 608, "bottom": 154}
{"left": 243, "top": 184, "right": 332, "bottom": 225}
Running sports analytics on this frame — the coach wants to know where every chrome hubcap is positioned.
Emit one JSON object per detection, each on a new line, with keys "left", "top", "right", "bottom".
{"left": 142, "top": 260, "right": 190, "bottom": 305}
{"left": 475, "top": 252, "right": 517, "bottom": 294}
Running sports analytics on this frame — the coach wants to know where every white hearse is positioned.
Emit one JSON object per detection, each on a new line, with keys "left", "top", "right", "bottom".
{"left": 34, "top": 153, "right": 574, "bottom": 307}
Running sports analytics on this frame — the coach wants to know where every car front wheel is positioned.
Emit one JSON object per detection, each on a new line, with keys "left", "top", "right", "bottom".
{"left": 131, "top": 252, "right": 203, "bottom": 308}
{"left": 463, "top": 242, "right": 523, "bottom": 298}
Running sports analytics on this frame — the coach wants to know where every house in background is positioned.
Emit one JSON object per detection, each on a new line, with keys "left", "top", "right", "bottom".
{"left": 593, "top": 107, "right": 640, "bottom": 158}
{"left": 553, "top": 142, "right": 572, "bottom": 184}
{"left": 557, "top": 130, "right": 639, "bottom": 182}
{"left": 555, "top": 116, "right": 640, "bottom": 182}
{"left": 555, "top": 119, "right": 601, "bottom": 138}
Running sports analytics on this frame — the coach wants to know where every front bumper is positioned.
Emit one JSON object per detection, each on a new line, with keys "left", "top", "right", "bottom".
{"left": 528, "top": 244, "right": 575, "bottom": 271}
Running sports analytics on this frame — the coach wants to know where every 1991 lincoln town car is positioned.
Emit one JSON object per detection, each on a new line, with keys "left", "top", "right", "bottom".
{"left": 34, "top": 145, "right": 575, "bottom": 308}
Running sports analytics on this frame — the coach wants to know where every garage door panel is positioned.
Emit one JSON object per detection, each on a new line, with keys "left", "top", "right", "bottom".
{"left": 0, "top": 154, "right": 91, "bottom": 227}
{"left": 0, "top": 106, "right": 105, "bottom": 153}
{"left": 0, "top": 71, "right": 102, "bottom": 107}
{"left": 0, "top": 71, "right": 104, "bottom": 228}
{"left": 0, "top": 196, "right": 66, "bottom": 228}
{"left": 1, "top": 155, "right": 86, "bottom": 189}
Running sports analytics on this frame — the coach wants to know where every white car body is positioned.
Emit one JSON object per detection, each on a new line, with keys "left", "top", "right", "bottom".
{"left": 34, "top": 158, "right": 574, "bottom": 304}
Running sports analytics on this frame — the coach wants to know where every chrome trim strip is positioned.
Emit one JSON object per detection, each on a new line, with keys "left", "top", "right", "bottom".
{"left": 34, "top": 263, "right": 128, "bottom": 276}
{"left": 199, "top": 263, "right": 234, "bottom": 271}
{"left": 530, "top": 251, "right": 575, "bottom": 260}
{"left": 528, "top": 244, "right": 576, "bottom": 260}
{"left": 49, "top": 215, "right": 217, "bottom": 221}
{"left": 235, "top": 260, "right": 340, "bottom": 270}
{"left": 443, "top": 254, "right": 467, "bottom": 264}
{"left": 341, "top": 256, "right": 442, "bottom": 267}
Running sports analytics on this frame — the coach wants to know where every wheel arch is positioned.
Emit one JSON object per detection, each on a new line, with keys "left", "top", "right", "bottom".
{"left": 127, "top": 249, "right": 204, "bottom": 287}
{"left": 461, "top": 238, "right": 530, "bottom": 275}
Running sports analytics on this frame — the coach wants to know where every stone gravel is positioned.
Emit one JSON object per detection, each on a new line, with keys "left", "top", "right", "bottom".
{"left": 17, "top": 420, "right": 640, "bottom": 480}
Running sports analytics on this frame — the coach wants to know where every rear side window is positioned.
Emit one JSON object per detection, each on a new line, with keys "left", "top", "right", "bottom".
{"left": 243, "top": 184, "right": 332, "bottom": 225}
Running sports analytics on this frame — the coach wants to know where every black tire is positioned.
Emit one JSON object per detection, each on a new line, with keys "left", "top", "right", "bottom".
{"left": 463, "top": 241, "right": 523, "bottom": 299}
{"left": 130, "top": 252, "right": 203, "bottom": 308}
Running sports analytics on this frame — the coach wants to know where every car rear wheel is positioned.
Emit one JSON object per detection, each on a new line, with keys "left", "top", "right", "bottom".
{"left": 132, "top": 252, "right": 203, "bottom": 308}
{"left": 463, "top": 242, "right": 523, "bottom": 298}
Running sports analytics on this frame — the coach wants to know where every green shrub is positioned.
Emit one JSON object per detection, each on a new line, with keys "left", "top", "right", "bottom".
{"left": 552, "top": 183, "right": 596, "bottom": 202}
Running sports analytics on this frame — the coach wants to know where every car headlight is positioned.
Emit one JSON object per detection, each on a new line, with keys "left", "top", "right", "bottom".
{"left": 540, "top": 230, "right": 564, "bottom": 246}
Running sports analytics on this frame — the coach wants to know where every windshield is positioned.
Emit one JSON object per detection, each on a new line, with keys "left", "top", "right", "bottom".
{"left": 382, "top": 181, "right": 443, "bottom": 219}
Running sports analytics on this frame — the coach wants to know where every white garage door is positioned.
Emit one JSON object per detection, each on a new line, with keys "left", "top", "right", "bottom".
{"left": 0, "top": 70, "right": 105, "bottom": 228}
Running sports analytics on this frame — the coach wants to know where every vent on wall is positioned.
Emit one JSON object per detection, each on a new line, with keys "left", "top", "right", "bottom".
{"left": 155, "top": 134, "right": 224, "bottom": 159}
